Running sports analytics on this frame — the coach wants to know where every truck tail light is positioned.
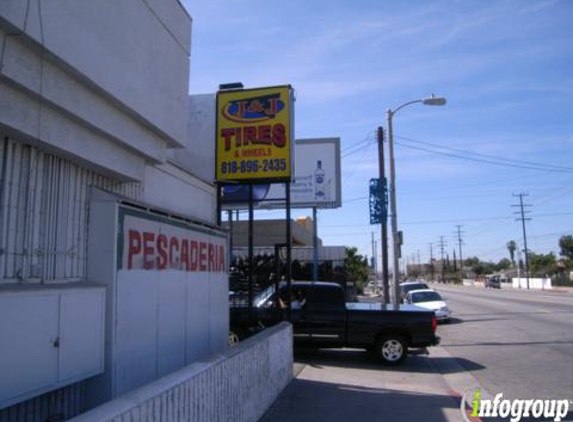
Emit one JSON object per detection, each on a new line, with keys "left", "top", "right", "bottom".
{"left": 431, "top": 316, "right": 437, "bottom": 333}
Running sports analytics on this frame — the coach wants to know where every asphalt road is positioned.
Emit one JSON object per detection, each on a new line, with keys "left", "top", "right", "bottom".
{"left": 431, "top": 284, "right": 573, "bottom": 401}
{"left": 261, "top": 285, "right": 573, "bottom": 422}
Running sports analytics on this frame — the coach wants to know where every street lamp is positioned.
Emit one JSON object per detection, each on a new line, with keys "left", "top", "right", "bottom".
{"left": 387, "top": 95, "right": 447, "bottom": 309}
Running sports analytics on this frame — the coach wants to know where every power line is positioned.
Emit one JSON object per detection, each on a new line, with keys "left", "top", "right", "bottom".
{"left": 343, "top": 196, "right": 368, "bottom": 204}
{"left": 344, "top": 140, "right": 376, "bottom": 178}
{"left": 341, "top": 133, "right": 376, "bottom": 158}
{"left": 396, "top": 135, "right": 573, "bottom": 172}
{"left": 320, "top": 211, "right": 573, "bottom": 228}
{"left": 394, "top": 141, "right": 573, "bottom": 174}
{"left": 341, "top": 131, "right": 376, "bottom": 152}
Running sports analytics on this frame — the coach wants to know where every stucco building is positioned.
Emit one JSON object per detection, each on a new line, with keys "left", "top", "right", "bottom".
{"left": 0, "top": 1, "right": 228, "bottom": 419}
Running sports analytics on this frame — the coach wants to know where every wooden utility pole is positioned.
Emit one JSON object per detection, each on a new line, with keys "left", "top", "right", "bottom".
{"left": 456, "top": 225, "right": 464, "bottom": 284}
{"left": 377, "top": 127, "right": 390, "bottom": 304}
{"left": 513, "top": 193, "right": 532, "bottom": 290}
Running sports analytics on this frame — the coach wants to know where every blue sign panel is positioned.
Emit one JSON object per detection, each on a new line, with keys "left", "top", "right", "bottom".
{"left": 369, "top": 178, "right": 388, "bottom": 224}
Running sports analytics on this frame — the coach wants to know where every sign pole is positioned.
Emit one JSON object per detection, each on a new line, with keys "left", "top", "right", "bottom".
{"left": 228, "top": 210, "right": 233, "bottom": 269}
{"left": 216, "top": 184, "right": 222, "bottom": 226}
{"left": 248, "top": 184, "right": 254, "bottom": 324}
{"left": 312, "top": 207, "right": 318, "bottom": 282}
{"left": 286, "top": 182, "right": 292, "bottom": 322}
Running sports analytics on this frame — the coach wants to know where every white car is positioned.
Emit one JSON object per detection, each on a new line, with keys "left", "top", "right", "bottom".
{"left": 404, "top": 289, "right": 451, "bottom": 322}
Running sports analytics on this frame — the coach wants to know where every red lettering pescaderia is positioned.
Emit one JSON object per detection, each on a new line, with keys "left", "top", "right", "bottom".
{"left": 128, "top": 230, "right": 141, "bottom": 269}
{"left": 157, "top": 234, "right": 168, "bottom": 269}
{"left": 190, "top": 241, "right": 198, "bottom": 271}
{"left": 142, "top": 232, "right": 155, "bottom": 270}
{"left": 199, "top": 242, "right": 207, "bottom": 271}
{"left": 208, "top": 243, "right": 215, "bottom": 271}
{"left": 169, "top": 237, "right": 179, "bottom": 268}
{"left": 181, "top": 239, "right": 189, "bottom": 271}
{"left": 125, "top": 229, "right": 225, "bottom": 273}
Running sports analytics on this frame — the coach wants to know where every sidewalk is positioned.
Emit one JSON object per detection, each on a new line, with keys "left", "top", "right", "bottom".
{"left": 259, "top": 346, "right": 479, "bottom": 422}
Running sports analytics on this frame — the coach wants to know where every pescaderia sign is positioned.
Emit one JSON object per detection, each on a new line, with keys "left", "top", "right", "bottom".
{"left": 216, "top": 85, "right": 294, "bottom": 182}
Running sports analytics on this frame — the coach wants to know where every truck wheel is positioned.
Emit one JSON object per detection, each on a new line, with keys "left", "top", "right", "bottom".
{"left": 229, "top": 330, "right": 241, "bottom": 347}
{"left": 376, "top": 335, "right": 407, "bottom": 365}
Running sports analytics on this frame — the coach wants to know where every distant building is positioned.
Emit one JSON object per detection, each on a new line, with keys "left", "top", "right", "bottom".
{"left": 226, "top": 217, "right": 346, "bottom": 281}
{"left": 226, "top": 217, "right": 323, "bottom": 248}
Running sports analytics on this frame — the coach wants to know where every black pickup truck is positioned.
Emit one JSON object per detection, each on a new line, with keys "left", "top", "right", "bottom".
{"left": 230, "top": 281, "right": 440, "bottom": 365}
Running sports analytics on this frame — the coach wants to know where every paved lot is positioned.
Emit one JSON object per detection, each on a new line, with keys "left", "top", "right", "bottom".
{"left": 260, "top": 347, "right": 467, "bottom": 422}
{"left": 260, "top": 285, "right": 573, "bottom": 422}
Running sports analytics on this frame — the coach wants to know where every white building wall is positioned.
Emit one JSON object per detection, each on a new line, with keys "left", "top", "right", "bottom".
{"left": 143, "top": 163, "right": 216, "bottom": 225}
{"left": 168, "top": 94, "right": 216, "bottom": 184}
{"left": 1, "top": 0, "right": 190, "bottom": 148}
{"left": 0, "top": 2, "right": 228, "bottom": 416}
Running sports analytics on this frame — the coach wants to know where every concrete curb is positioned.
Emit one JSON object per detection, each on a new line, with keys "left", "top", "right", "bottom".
{"left": 429, "top": 345, "right": 493, "bottom": 403}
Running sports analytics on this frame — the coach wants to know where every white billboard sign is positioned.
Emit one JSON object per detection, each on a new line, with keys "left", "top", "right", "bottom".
{"left": 221, "top": 137, "right": 341, "bottom": 209}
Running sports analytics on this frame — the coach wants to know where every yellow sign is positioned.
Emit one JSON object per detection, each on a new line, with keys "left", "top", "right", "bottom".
{"left": 216, "top": 86, "right": 293, "bottom": 182}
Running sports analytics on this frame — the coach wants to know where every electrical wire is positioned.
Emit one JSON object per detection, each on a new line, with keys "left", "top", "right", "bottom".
{"left": 341, "top": 131, "right": 376, "bottom": 153}
{"left": 394, "top": 141, "right": 573, "bottom": 174}
{"left": 396, "top": 135, "right": 573, "bottom": 172}
{"left": 344, "top": 140, "right": 376, "bottom": 178}
{"left": 342, "top": 135, "right": 376, "bottom": 158}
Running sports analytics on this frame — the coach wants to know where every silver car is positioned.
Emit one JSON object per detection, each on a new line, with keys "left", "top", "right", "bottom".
{"left": 405, "top": 289, "right": 451, "bottom": 322}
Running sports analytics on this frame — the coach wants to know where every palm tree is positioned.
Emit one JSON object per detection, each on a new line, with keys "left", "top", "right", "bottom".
{"left": 507, "top": 240, "right": 517, "bottom": 267}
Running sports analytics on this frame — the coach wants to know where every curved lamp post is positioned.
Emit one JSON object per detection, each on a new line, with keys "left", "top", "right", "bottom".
{"left": 387, "top": 95, "right": 446, "bottom": 308}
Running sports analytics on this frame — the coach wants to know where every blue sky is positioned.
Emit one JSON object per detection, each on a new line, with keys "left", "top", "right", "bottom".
{"left": 181, "top": 0, "right": 573, "bottom": 268}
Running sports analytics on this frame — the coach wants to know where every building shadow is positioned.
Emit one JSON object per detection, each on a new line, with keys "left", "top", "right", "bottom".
{"left": 445, "top": 316, "right": 509, "bottom": 324}
{"left": 294, "top": 347, "right": 486, "bottom": 374}
{"left": 259, "top": 378, "right": 461, "bottom": 422}
{"left": 441, "top": 339, "right": 573, "bottom": 348}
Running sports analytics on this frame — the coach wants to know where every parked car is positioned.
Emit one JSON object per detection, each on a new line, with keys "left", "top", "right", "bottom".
{"left": 404, "top": 289, "right": 451, "bottom": 322}
{"left": 485, "top": 276, "right": 501, "bottom": 289}
{"left": 399, "top": 281, "right": 430, "bottom": 302}
{"left": 230, "top": 281, "right": 440, "bottom": 365}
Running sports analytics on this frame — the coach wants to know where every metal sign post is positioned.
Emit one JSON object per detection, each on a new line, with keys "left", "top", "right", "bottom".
{"left": 313, "top": 207, "right": 319, "bottom": 282}
{"left": 248, "top": 184, "right": 254, "bottom": 324}
{"left": 286, "top": 182, "right": 292, "bottom": 321}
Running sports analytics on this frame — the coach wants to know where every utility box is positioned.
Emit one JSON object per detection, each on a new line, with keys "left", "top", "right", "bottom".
{"left": 0, "top": 284, "right": 105, "bottom": 409}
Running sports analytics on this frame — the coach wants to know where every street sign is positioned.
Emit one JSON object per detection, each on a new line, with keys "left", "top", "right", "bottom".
{"left": 369, "top": 177, "right": 388, "bottom": 224}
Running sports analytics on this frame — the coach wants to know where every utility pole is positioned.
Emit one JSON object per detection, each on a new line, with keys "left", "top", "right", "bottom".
{"left": 371, "top": 232, "right": 375, "bottom": 271}
{"left": 411, "top": 253, "right": 416, "bottom": 277}
{"left": 516, "top": 245, "right": 522, "bottom": 280}
{"left": 374, "top": 240, "right": 378, "bottom": 278}
{"left": 377, "top": 126, "right": 390, "bottom": 305}
{"left": 371, "top": 232, "right": 378, "bottom": 279}
{"left": 438, "top": 236, "right": 446, "bottom": 282}
{"left": 417, "top": 250, "right": 421, "bottom": 277}
{"left": 513, "top": 193, "right": 532, "bottom": 290}
{"left": 429, "top": 243, "right": 435, "bottom": 282}
{"left": 455, "top": 225, "right": 464, "bottom": 284}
